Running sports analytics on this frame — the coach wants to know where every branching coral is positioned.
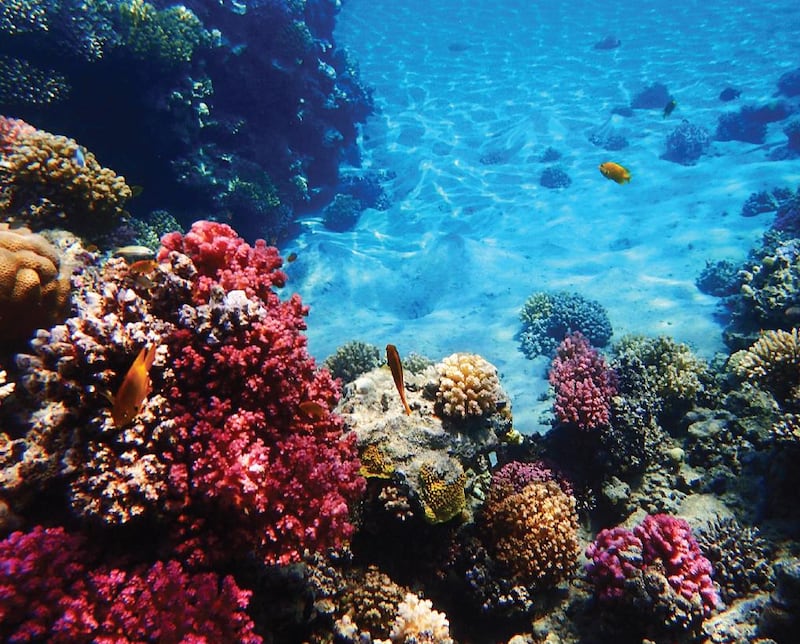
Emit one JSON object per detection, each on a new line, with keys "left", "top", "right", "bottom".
{"left": 0, "top": 120, "right": 132, "bottom": 235}
{"left": 386, "top": 593, "right": 453, "bottom": 644}
{"left": 483, "top": 478, "right": 580, "bottom": 589}
{"left": 733, "top": 328, "right": 800, "bottom": 404}
{"left": 586, "top": 514, "right": 719, "bottom": 634}
{"left": 548, "top": 331, "right": 617, "bottom": 430}
{"left": 324, "top": 340, "right": 384, "bottom": 384}
{"left": 0, "top": 525, "right": 261, "bottom": 643}
{"left": 435, "top": 352, "right": 502, "bottom": 419}
{"left": 519, "top": 290, "right": 613, "bottom": 358}
{"left": 0, "top": 224, "right": 70, "bottom": 342}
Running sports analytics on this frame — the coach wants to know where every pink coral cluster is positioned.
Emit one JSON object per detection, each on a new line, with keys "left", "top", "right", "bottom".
{"left": 0, "top": 525, "right": 261, "bottom": 643}
{"left": 548, "top": 331, "right": 617, "bottom": 430}
{"left": 0, "top": 115, "right": 35, "bottom": 154}
{"left": 487, "top": 459, "right": 573, "bottom": 501}
{"left": 157, "top": 221, "right": 365, "bottom": 565}
{"left": 586, "top": 514, "right": 719, "bottom": 618}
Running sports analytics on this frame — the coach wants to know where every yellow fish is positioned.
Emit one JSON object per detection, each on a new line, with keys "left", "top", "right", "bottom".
{"left": 386, "top": 344, "right": 412, "bottom": 415}
{"left": 112, "top": 344, "right": 158, "bottom": 428}
{"left": 599, "top": 161, "right": 631, "bottom": 184}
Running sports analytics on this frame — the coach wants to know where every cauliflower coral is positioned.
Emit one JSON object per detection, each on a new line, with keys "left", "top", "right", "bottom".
{"left": 435, "top": 352, "right": 501, "bottom": 419}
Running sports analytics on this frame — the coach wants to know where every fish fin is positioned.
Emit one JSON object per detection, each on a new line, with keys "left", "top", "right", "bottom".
{"left": 143, "top": 344, "right": 158, "bottom": 371}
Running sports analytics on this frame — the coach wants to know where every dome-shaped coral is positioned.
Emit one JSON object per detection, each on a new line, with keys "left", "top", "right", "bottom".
{"left": 435, "top": 352, "right": 501, "bottom": 419}
{"left": 483, "top": 478, "right": 580, "bottom": 589}
{"left": 0, "top": 224, "right": 70, "bottom": 341}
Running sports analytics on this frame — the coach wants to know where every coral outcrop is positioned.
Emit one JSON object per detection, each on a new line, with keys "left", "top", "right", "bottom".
{"left": 0, "top": 223, "right": 70, "bottom": 342}
{"left": 434, "top": 352, "right": 502, "bottom": 420}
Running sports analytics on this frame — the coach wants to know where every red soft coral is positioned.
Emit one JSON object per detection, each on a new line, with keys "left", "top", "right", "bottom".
{"left": 0, "top": 526, "right": 261, "bottom": 643}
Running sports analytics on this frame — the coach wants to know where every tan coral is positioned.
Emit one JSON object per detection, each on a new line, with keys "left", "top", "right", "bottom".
{"left": 483, "top": 479, "right": 580, "bottom": 589}
{"left": 387, "top": 593, "right": 453, "bottom": 644}
{"left": 0, "top": 224, "right": 70, "bottom": 341}
{"left": 0, "top": 126, "right": 132, "bottom": 234}
{"left": 733, "top": 328, "right": 800, "bottom": 403}
{"left": 435, "top": 352, "right": 502, "bottom": 419}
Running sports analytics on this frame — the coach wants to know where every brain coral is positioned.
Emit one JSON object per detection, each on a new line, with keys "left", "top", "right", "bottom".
{"left": 435, "top": 352, "right": 502, "bottom": 419}
{"left": 0, "top": 224, "right": 70, "bottom": 341}
{"left": 483, "top": 478, "right": 580, "bottom": 589}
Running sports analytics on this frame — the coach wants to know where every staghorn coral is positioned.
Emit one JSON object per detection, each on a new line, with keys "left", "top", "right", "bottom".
{"left": 418, "top": 462, "right": 467, "bottom": 524}
{"left": 0, "top": 120, "right": 132, "bottom": 235}
{"left": 548, "top": 331, "right": 617, "bottom": 431}
{"left": 733, "top": 328, "right": 800, "bottom": 405}
{"left": 0, "top": 224, "right": 70, "bottom": 342}
{"left": 483, "top": 478, "right": 580, "bottom": 589}
{"left": 519, "top": 290, "right": 613, "bottom": 358}
{"left": 324, "top": 340, "right": 384, "bottom": 384}
{"left": 386, "top": 593, "right": 453, "bottom": 644}
{"left": 0, "top": 525, "right": 261, "bottom": 643}
{"left": 435, "top": 352, "right": 502, "bottom": 419}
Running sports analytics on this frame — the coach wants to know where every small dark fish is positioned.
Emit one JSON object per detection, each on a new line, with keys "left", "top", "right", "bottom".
{"left": 114, "top": 245, "right": 155, "bottom": 261}
{"left": 386, "top": 344, "right": 412, "bottom": 415}
{"left": 130, "top": 185, "right": 144, "bottom": 198}
{"left": 593, "top": 35, "right": 621, "bottom": 50}
{"left": 662, "top": 98, "right": 677, "bottom": 119}
{"left": 73, "top": 147, "right": 85, "bottom": 167}
{"left": 286, "top": 252, "right": 298, "bottom": 263}
{"left": 447, "top": 42, "right": 470, "bottom": 53}
{"left": 299, "top": 401, "right": 327, "bottom": 420}
{"left": 719, "top": 87, "right": 741, "bottom": 102}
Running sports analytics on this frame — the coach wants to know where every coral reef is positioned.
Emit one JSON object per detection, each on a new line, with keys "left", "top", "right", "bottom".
{"left": 434, "top": 352, "right": 502, "bottom": 420}
{"left": 324, "top": 340, "right": 384, "bottom": 384}
{"left": 0, "top": 117, "right": 132, "bottom": 236}
{"left": 323, "top": 193, "right": 363, "bottom": 231}
{"left": 739, "top": 238, "right": 800, "bottom": 327}
{"left": 0, "top": 220, "right": 365, "bottom": 569}
{"left": 0, "top": 223, "right": 70, "bottom": 342}
{"left": 695, "top": 259, "right": 742, "bottom": 297}
{"left": 715, "top": 107, "right": 768, "bottom": 144}
{"left": 519, "top": 290, "right": 613, "bottom": 358}
{"left": 662, "top": 120, "right": 712, "bottom": 165}
{"left": 548, "top": 332, "right": 617, "bottom": 431}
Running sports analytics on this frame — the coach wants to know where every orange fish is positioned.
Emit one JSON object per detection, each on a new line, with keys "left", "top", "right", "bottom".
{"left": 112, "top": 344, "right": 158, "bottom": 428}
{"left": 386, "top": 344, "right": 412, "bottom": 415}
{"left": 599, "top": 161, "right": 631, "bottom": 184}
{"left": 129, "top": 259, "right": 158, "bottom": 275}
{"left": 299, "top": 400, "right": 327, "bottom": 420}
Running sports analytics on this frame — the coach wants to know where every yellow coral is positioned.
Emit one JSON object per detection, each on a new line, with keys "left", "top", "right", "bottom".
{"left": 733, "top": 328, "right": 800, "bottom": 403}
{"left": 484, "top": 479, "right": 580, "bottom": 588}
{"left": 418, "top": 462, "right": 466, "bottom": 524}
{"left": 0, "top": 128, "right": 132, "bottom": 234}
{"left": 435, "top": 352, "right": 501, "bottom": 419}
{"left": 0, "top": 224, "right": 70, "bottom": 341}
{"left": 359, "top": 443, "right": 395, "bottom": 479}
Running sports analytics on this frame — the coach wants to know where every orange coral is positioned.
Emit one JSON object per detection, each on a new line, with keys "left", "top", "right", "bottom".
{"left": 483, "top": 479, "right": 580, "bottom": 589}
{"left": 0, "top": 224, "right": 70, "bottom": 341}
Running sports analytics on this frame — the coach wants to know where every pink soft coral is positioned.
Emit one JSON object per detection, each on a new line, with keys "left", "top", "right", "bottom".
{"left": 549, "top": 331, "right": 617, "bottom": 430}
{"left": 159, "top": 221, "right": 365, "bottom": 565}
{"left": 0, "top": 526, "right": 261, "bottom": 643}
{"left": 585, "top": 514, "right": 719, "bottom": 619}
